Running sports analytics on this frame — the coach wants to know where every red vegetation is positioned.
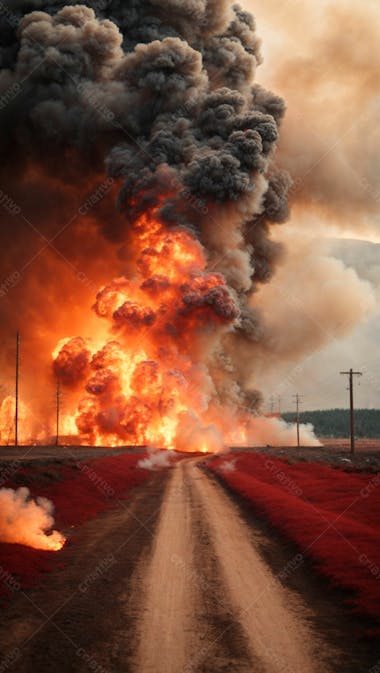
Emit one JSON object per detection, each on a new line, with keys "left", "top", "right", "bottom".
{"left": 209, "top": 452, "right": 380, "bottom": 620}
{"left": 0, "top": 452, "right": 150, "bottom": 597}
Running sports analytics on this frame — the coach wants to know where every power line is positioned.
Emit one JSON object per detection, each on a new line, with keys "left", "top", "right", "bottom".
{"left": 340, "top": 368, "right": 362, "bottom": 454}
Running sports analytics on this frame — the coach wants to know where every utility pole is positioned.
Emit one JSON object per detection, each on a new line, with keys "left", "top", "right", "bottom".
{"left": 55, "top": 380, "right": 60, "bottom": 447}
{"left": 15, "top": 331, "right": 20, "bottom": 447}
{"left": 277, "top": 396, "right": 281, "bottom": 415}
{"left": 293, "top": 393, "right": 302, "bottom": 447}
{"left": 340, "top": 368, "right": 362, "bottom": 454}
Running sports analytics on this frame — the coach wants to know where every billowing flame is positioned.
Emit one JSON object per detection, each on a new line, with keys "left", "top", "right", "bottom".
{"left": 0, "top": 396, "right": 33, "bottom": 445}
{"left": 51, "top": 205, "right": 241, "bottom": 452}
{"left": 44, "top": 202, "right": 321, "bottom": 452}
{"left": 43, "top": 532, "right": 66, "bottom": 551}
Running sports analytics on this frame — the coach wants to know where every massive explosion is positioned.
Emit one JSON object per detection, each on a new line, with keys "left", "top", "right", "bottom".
{"left": 0, "top": 1, "right": 326, "bottom": 449}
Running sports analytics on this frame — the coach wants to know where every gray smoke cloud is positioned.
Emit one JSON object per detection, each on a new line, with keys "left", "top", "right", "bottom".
{"left": 243, "top": 0, "right": 380, "bottom": 237}
{"left": 0, "top": 0, "right": 291, "bottom": 423}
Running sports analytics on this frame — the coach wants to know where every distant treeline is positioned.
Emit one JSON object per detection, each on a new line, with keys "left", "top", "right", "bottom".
{"left": 282, "top": 409, "right": 380, "bottom": 438}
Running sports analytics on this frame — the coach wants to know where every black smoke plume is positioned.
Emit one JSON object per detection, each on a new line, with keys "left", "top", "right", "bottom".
{"left": 0, "top": 0, "right": 292, "bottom": 443}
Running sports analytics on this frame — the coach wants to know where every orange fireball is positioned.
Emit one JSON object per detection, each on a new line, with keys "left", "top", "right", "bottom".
{"left": 52, "top": 206, "right": 239, "bottom": 452}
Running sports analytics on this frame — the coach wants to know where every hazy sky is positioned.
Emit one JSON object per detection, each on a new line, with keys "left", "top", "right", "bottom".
{"left": 242, "top": 0, "right": 380, "bottom": 411}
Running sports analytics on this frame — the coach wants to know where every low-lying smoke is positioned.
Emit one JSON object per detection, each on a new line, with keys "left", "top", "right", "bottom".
{"left": 0, "top": 487, "right": 66, "bottom": 550}
{"left": 218, "top": 458, "right": 237, "bottom": 473}
{"left": 138, "top": 449, "right": 176, "bottom": 470}
{"left": 244, "top": 416, "right": 321, "bottom": 447}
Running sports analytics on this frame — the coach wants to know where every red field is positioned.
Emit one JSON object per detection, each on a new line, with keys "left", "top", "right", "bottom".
{"left": 0, "top": 452, "right": 150, "bottom": 596}
{"left": 208, "top": 452, "right": 380, "bottom": 620}
{"left": 321, "top": 438, "right": 380, "bottom": 451}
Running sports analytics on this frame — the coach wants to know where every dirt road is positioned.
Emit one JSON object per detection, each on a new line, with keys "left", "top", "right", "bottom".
{"left": 0, "top": 460, "right": 374, "bottom": 672}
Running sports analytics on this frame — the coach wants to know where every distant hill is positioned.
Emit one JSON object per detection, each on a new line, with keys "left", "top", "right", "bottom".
{"left": 282, "top": 408, "right": 380, "bottom": 438}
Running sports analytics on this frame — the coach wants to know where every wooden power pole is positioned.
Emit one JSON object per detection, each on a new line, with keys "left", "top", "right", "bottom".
{"left": 15, "top": 331, "right": 20, "bottom": 447}
{"left": 340, "top": 368, "right": 362, "bottom": 454}
{"left": 55, "top": 380, "right": 60, "bottom": 447}
{"left": 293, "top": 393, "right": 302, "bottom": 447}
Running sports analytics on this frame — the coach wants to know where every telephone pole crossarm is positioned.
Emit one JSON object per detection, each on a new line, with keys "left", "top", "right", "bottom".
{"left": 340, "top": 371, "right": 363, "bottom": 376}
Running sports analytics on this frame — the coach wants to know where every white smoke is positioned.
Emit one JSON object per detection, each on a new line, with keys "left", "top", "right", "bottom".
{"left": 174, "top": 410, "right": 226, "bottom": 454}
{"left": 245, "top": 416, "right": 321, "bottom": 447}
{"left": 219, "top": 458, "right": 237, "bottom": 473}
{"left": 0, "top": 487, "right": 66, "bottom": 551}
{"left": 137, "top": 449, "right": 177, "bottom": 470}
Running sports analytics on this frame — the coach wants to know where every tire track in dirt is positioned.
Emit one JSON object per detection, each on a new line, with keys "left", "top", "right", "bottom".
{"left": 190, "top": 462, "right": 331, "bottom": 673}
{"left": 188, "top": 472, "right": 259, "bottom": 673}
{"left": 134, "top": 461, "right": 198, "bottom": 673}
{"left": 134, "top": 460, "right": 333, "bottom": 673}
